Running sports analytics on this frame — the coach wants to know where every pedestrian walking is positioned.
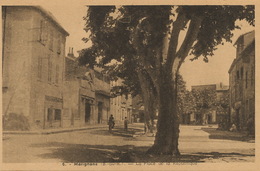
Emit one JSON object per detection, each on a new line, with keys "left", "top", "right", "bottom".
{"left": 108, "top": 114, "right": 115, "bottom": 131}
{"left": 124, "top": 117, "right": 128, "bottom": 131}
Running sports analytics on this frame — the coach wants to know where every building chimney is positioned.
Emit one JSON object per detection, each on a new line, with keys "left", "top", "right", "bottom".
{"left": 67, "top": 47, "right": 75, "bottom": 58}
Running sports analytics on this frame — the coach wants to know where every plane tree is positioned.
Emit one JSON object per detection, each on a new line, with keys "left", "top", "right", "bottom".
{"left": 79, "top": 5, "right": 254, "bottom": 156}
{"left": 177, "top": 75, "right": 196, "bottom": 124}
{"left": 191, "top": 88, "right": 218, "bottom": 124}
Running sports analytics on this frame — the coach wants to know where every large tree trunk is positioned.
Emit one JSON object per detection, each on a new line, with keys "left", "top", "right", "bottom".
{"left": 143, "top": 89, "right": 157, "bottom": 133}
{"left": 137, "top": 71, "right": 157, "bottom": 133}
{"left": 147, "top": 69, "right": 180, "bottom": 156}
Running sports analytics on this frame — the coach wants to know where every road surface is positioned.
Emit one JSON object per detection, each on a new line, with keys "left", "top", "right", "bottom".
{"left": 3, "top": 124, "right": 254, "bottom": 163}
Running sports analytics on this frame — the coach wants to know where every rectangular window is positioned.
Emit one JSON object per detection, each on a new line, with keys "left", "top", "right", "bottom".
{"left": 49, "top": 29, "right": 54, "bottom": 51}
{"left": 57, "top": 34, "right": 61, "bottom": 54}
{"left": 54, "top": 109, "right": 61, "bottom": 120}
{"left": 246, "top": 71, "right": 248, "bottom": 88}
{"left": 251, "top": 66, "right": 254, "bottom": 86}
{"left": 247, "top": 100, "right": 250, "bottom": 114}
{"left": 39, "top": 20, "right": 47, "bottom": 45}
{"left": 38, "top": 57, "right": 42, "bottom": 80}
{"left": 48, "top": 59, "right": 52, "bottom": 83}
{"left": 236, "top": 70, "right": 239, "bottom": 80}
{"left": 39, "top": 20, "right": 44, "bottom": 42}
{"left": 55, "top": 65, "right": 59, "bottom": 84}
{"left": 47, "top": 108, "right": 53, "bottom": 121}
{"left": 240, "top": 67, "right": 243, "bottom": 79}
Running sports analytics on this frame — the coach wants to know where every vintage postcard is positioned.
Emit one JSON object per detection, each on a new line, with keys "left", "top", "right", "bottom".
{"left": 0, "top": 0, "right": 259, "bottom": 170}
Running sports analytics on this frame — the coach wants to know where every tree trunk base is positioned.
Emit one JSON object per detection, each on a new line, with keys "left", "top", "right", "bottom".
{"left": 146, "top": 144, "right": 181, "bottom": 156}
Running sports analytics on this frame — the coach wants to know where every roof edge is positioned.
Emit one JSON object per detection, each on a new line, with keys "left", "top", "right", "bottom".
{"left": 33, "top": 6, "right": 70, "bottom": 36}
{"left": 234, "top": 30, "right": 254, "bottom": 46}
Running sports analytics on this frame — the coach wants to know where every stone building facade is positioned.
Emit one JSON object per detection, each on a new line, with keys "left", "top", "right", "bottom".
{"left": 191, "top": 83, "right": 229, "bottom": 124}
{"left": 93, "top": 68, "right": 111, "bottom": 124}
{"left": 2, "top": 6, "right": 131, "bottom": 131}
{"left": 63, "top": 52, "right": 111, "bottom": 127}
{"left": 2, "top": 6, "right": 69, "bottom": 130}
{"left": 228, "top": 30, "right": 255, "bottom": 130}
{"left": 110, "top": 80, "right": 133, "bottom": 124}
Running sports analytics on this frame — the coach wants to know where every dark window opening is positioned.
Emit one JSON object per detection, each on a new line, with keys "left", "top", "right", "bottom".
{"left": 47, "top": 108, "right": 52, "bottom": 121}
{"left": 240, "top": 67, "right": 244, "bottom": 79}
{"left": 251, "top": 66, "right": 254, "bottom": 86}
{"left": 246, "top": 71, "right": 248, "bottom": 88}
{"left": 54, "top": 109, "right": 61, "bottom": 120}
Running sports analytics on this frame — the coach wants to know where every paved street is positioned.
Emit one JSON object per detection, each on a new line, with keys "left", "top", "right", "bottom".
{"left": 3, "top": 124, "right": 254, "bottom": 163}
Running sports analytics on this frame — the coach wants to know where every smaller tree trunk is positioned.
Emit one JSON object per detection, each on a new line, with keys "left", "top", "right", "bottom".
{"left": 147, "top": 70, "right": 180, "bottom": 156}
{"left": 137, "top": 71, "right": 157, "bottom": 133}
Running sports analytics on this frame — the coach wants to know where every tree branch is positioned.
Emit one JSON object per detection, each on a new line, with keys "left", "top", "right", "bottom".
{"left": 175, "top": 15, "right": 204, "bottom": 71}
{"left": 132, "top": 18, "right": 160, "bottom": 95}
{"left": 165, "top": 11, "right": 189, "bottom": 71}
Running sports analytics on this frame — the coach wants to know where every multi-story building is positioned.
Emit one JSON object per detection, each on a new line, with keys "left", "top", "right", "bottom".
{"left": 228, "top": 30, "right": 255, "bottom": 130}
{"left": 64, "top": 50, "right": 110, "bottom": 127}
{"left": 110, "top": 80, "right": 133, "bottom": 124}
{"left": 93, "top": 68, "right": 111, "bottom": 124}
{"left": 2, "top": 6, "right": 69, "bottom": 130}
{"left": 132, "top": 95, "right": 145, "bottom": 123}
{"left": 191, "top": 83, "right": 229, "bottom": 124}
{"left": 63, "top": 49, "right": 95, "bottom": 127}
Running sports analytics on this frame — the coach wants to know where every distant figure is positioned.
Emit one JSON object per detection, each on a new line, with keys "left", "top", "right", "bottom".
{"left": 108, "top": 115, "right": 115, "bottom": 131}
{"left": 229, "top": 123, "right": 237, "bottom": 132}
{"left": 124, "top": 117, "right": 128, "bottom": 131}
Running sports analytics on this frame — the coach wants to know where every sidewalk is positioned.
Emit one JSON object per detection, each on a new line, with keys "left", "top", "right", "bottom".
{"left": 201, "top": 127, "right": 255, "bottom": 142}
{"left": 3, "top": 124, "right": 109, "bottom": 135}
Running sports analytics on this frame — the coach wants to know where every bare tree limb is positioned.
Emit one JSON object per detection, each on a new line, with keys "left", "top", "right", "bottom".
{"left": 175, "top": 15, "right": 204, "bottom": 71}
{"left": 165, "top": 11, "right": 189, "bottom": 71}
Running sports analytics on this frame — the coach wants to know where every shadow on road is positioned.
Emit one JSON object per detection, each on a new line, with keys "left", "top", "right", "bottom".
{"left": 29, "top": 141, "right": 254, "bottom": 163}
{"left": 201, "top": 128, "right": 254, "bottom": 142}
{"left": 30, "top": 142, "right": 135, "bottom": 162}
{"left": 89, "top": 127, "right": 143, "bottom": 138}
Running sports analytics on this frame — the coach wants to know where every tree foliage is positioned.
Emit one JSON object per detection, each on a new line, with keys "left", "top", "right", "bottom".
{"left": 79, "top": 5, "right": 254, "bottom": 156}
{"left": 177, "top": 74, "right": 195, "bottom": 116}
{"left": 192, "top": 88, "right": 217, "bottom": 110}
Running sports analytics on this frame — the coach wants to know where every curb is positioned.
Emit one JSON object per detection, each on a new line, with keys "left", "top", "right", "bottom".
{"left": 3, "top": 125, "right": 107, "bottom": 135}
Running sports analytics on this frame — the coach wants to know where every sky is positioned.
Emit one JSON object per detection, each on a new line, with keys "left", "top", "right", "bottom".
{"left": 42, "top": 4, "right": 254, "bottom": 90}
{"left": 180, "top": 20, "right": 254, "bottom": 89}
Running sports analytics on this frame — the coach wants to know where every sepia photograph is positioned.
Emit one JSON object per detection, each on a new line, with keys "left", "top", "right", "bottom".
{"left": 1, "top": 0, "right": 258, "bottom": 170}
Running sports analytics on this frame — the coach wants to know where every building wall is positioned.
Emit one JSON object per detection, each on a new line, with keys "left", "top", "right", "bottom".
{"left": 229, "top": 31, "right": 255, "bottom": 130}
{"left": 64, "top": 56, "right": 97, "bottom": 127}
{"left": 95, "top": 94, "right": 110, "bottom": 124}
{"left": 3, "top": 7, "right": 36, "bottom": 128}
{"left": 110, "top": 80, "right": 133, "bottom": 123}
{"left": 64, "top": 57, "right": 111, "bottom": 127}
{"left": 30, "top": 7, "right": 67, "bottom": 129}
{"left": 2, "top": 6, "right": 68, "bottom": 130}
{"left": 229, "top": 51, "right": 255, "bottom": 129}
{"left": 94, "top": 71, "right": 111, "bottom": 124}
{"left": 63, "top": 80, "right": 79, "bottom": 127}
{"left": 191, "top": 84, "right": 216, "bottom": 91}
{"left": 191, "top": 83, "right": 229, "bottom": 124}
